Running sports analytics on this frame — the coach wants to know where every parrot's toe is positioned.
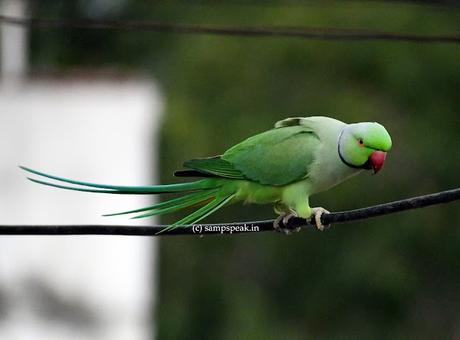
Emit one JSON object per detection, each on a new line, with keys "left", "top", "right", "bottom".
{"left": 273, "top": 211, "right": 300, "bottom": 235}
{"left": 311, "top": 207, "right": 331, "bottom": 231}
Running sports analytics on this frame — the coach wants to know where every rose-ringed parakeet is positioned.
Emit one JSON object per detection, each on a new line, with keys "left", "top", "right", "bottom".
{"left": 21, "top": 116, "right": 392, "bottom": 233}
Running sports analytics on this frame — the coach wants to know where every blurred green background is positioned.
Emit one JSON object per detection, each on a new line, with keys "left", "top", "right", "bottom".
{"left": 31, "top": 1, "right": 460, "bottom": 339}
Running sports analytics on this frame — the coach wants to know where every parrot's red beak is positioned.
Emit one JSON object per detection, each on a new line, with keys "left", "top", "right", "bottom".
{"left": 369, "top": 151, "right": 386, "bottom": 174}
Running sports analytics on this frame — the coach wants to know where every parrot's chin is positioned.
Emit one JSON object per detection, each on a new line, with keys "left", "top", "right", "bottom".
{"left": 369, "top": 151, "right": 387, "bottom": 174}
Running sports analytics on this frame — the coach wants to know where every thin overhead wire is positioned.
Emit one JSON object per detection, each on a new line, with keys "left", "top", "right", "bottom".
{"left": 1, "top": 187, "right": 459, "bottom": 236}
{"left": 0, "top": 15, "right": 459, "bottom": 44}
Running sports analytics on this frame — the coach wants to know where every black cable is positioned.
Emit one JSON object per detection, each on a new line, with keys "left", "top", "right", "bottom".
{"left": 1, "top": 187, "right": 458, "bottom": 236}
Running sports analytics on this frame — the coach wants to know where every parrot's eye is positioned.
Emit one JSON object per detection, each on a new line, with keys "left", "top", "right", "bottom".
{"left": 358, "top": 138, "right": 364, "bottom": 146}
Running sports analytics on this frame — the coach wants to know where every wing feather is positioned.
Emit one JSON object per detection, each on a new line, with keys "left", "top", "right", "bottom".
{"left": 180, "top": 156, "right": 246, "bottom": 179}
{"left": 176, "top": 119, "right": 321, "bottom": 186}
{"left": 222, "top": 125, "right": 320, "bottom": 186}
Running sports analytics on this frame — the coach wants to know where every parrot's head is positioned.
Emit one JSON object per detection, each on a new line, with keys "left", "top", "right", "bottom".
{"left": 338, "top": 122, "right": 392, "bottom": 174}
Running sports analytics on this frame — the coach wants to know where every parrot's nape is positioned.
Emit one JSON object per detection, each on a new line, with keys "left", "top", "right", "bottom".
{"left": 21, "top": 116, "right": 392, "bottom": 233}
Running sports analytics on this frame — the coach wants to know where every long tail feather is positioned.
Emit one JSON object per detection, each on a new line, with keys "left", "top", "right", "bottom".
{"left": 21, "top": 166, "right": 237, "bottom": 230}
{"left": 20, "top": 166, "right": 212, "bottom": 194}
{"left": 131, "top": 191, "right": 217, "bottom": 219}
{"left": 158, "top": 194, "right": 236, "bottom": 234}
{"left": 103, "top": 189, "right": 220, "bottom": 216}
{"left": 26, "top": 177, "right": 133, "bottom": 194}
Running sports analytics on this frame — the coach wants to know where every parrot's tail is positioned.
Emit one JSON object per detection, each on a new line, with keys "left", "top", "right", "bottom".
{"left": 20, "top": 166, "right": 236, "bottom": 231}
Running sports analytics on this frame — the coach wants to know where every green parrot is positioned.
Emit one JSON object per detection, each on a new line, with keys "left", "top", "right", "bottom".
{"left": 21, "top": 116, "right": 392, "bottom": 232}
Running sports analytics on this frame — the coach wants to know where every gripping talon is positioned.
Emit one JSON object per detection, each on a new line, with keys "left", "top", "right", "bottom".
{"left": 311, "top": 207, "right": 331, "bottom": 231}
{"left": 273, "top": 212, "right": 300, "bottom": 235}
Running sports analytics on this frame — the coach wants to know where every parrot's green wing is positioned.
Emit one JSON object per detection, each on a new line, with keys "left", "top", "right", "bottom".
{"left": 179, "top": 156, "right": 246, "bottom": 179}
{"left": 222, "top": 124, "right": 320, "bottom": 185}
{"left": 178, "top": 119, "right": 320, "bottom": 186}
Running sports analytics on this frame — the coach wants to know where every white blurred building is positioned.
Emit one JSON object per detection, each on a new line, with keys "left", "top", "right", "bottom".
{"left": 0, "top": 1, "right": 162, "bottom": 339}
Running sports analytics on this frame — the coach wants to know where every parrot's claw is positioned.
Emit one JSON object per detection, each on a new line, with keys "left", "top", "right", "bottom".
{"left": 311, "top": 207, "right": 331, "bottom": 231}
{"left": 273, "top": 212, "right": 301, "bottom": 235}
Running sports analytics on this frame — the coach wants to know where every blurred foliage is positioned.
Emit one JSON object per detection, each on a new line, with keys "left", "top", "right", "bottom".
{"left": 30, "top": 1, "right": 460, "bottom": 339}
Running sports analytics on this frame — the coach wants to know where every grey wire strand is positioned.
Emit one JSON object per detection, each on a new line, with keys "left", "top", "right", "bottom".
{"left": 0, "top": 187, "right": 459, "bottom": 236}
{"left": 1, "top": 15, "right": 460, "bottom": 44}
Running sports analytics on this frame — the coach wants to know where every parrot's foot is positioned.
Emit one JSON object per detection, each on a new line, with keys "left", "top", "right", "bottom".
{"left": 311, "top": 207, "right": 331, "bottom": 231}
{"left": 273, "top": 212, "right": 301, "bottom": 235}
